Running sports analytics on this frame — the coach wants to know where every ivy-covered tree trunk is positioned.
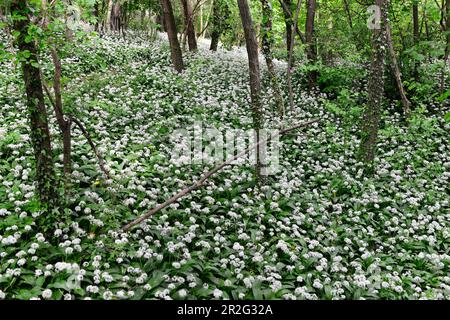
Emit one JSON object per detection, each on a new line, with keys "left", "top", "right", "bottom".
{"left": 260, "top": 0, "right": 285, "bottom": 119}
{"left": 210, "top": 0, "right": 220, "bottom": 51}
{"left": 161, "top": 0, "right": 184, "bottom": 72}
{"left": 210, "top": 0, "right": 230, "bottom": 51}
{"left": 237, "top": 0, "right": 265, "bottom": 182}
{"left": 10, "top": 0, "right": 57, "bottom": 208}
{"left": 180, "top": 0, "right": 197, "bottom": 51}
{"left": 359, "top": 0, "right": 387, "bottom": 173}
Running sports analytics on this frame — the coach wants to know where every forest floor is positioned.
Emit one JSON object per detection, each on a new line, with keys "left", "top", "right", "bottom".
{"left": 0, "top": 33, "right": 449, "bottom": 300}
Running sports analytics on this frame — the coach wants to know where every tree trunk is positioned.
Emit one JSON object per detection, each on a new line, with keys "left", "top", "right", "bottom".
{"left": 160, "top": 0, "right": 184, "bottom": 72}
{"left": 237, "top": 0, "right": 265, "bottom": 182}
{"left": 260, "top": 0, "right": 285, "bottom": 119}
{"left": 305, "top": 0, "right": 318, "bottom": 88}
{"left": 440, "top": 0, "right": 449, "bottom": 94}
{"left": 281, "top": 0, "right": 293, "bottom": 55}
{"left": 210, "top": 0, "right": 222, "bottom": 51}
{"left": 181, "top": 0, "right": 197, "bottom": 51}
{"left": 94, "top": 0, "right": 100, "bottom": 32}
{"left": 412, "top": 1, "right": 419, "bottom": 80}
{"left": 49, "top": 48, "right": 72, "bottom": 178}
{"left": 11, "top": 0, "right": 57, "bottom": 208}
{"left": 209, "top": 0, "right": 230, "bottom": 51}
{"left": 385, "top": 19, "right": 411, "bottom": 117}
{"left": 287, "top": 0, "right": 303, "bottom": 109}
{"left": 359, "top": 0, "right": 387, "bottom": 174}
{"left": 105, "top": 0, "right": 113, "bottom": 33}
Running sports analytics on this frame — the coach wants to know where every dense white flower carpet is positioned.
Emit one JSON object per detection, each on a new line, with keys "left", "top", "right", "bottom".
{"left": 0, "top": 33, "right": 449, "bottom": 300}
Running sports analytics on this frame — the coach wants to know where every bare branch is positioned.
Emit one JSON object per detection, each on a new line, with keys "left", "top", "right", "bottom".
{"left": 122, "top": 119, "right": 320, "bottom": 231}
{"left": 71, "top": 117, "right": 111, "bottom": 180}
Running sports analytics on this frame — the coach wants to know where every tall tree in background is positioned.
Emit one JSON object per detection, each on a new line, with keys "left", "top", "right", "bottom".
{"left": 305, "top": 0, "right": 318, "bottom": 88}
{"left": 359, "top": 0, "right": 387, "bottom": 173}
{"left": 260, "top": 0, "right": 285, "bottom": 119}
{"left": 237, "top": 0, "right": 265, "bottom": 182}
{"left": 10, "top": 0, "right": 57, "bottom": 208}
{"left": 161, "top": 0, "right": 184, "bottom": 72}
{"left": 180, "top": 0, "right": 198, "bottom": 51}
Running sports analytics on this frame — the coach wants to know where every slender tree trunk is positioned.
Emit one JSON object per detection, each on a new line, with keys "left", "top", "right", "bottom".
{"left": 359, "top": 0, "right": 387, "bottom": 173}
{"left": 11, "top": 0, "right": 57, "bottom": 208}
{"left": 279, "top": 0, "right": 306, "bottom": 44}
{"left": 94, "top": 0, "right": 100, "bottom": 32}
{"left": 281, "top": 0, "right": 293, "bottom": 55}
{"left": 200, "top": 2, "right": 203, "bottom": 38}
{"left": 161, "top": 0, "right": 184, "bottom": 72}
{"left": 440, "top": 0, "right": 449, "bottom": 94}
{"left": 260, "top": 0, "right": 285, "bottom": 119}
{"left": 49, "top": 48, "right": 72, "bottom": 177}
{"left": 181, "top": 0, "right": 198, "bottom": 51}
{"left": 287, "top": 0, "right": 302, "bottom": 109}
{"left": 237, "top": 0, "right": 265, "bottom": 182}
{"left": 412, "top": 1, "right": 420, "bottom": 80}
{"left": 105, "top": 0, "right": 113, "bottom": 33}
{"left": 305, "top": 0, "right": 318, "bottom": 88}
{"left": 210, "top": 0, "right": 221, "bottom": 51}
{"left": 385, "top": 19, "right": 411, "bottom": 117}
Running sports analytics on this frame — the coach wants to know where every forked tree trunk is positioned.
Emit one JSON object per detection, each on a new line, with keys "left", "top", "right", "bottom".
{"left": 180, "top": 0, "right": 198, "bottom": 51}
{"left": 161, "top": 0, "right": 184, "bottom": 72}
{"left": 237, "top": 0, "right": 265, "bottom": 182}
{"left": 359, "top": 0, "right": 387, "bottom": 173}
{"left": 11, "top": 0, "right": 57, "bottom": 208}
{"left": 260, "top": 0, "right": 285, "bottom": 119}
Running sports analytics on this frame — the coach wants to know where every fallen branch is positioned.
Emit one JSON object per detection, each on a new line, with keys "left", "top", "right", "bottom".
{"left": 122, "top": 119, "right": 320, "bottom": 231}
{"left": 71, "top": 117, "right": 111, "bottom": 180}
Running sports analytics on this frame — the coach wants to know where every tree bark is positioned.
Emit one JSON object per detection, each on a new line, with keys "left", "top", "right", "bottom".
{"left": 359, "top": 0, "right": 387, "bottom": 173}
{"left": 11, "top": 0, "right": 57, "bottom": 208}
{"left": 237, "top": 0, "right": 265, "bottom": 182}
{"left": 305, "top": 0, "right": 318, "bottom": 88}
{"left": 279, "top": 0, "right": 306, "bottom": 44}
{"left": 181, "top": 0, "right": 198, "bottom": 51}
{"left": 209, "top": 0, "right": 229, "bottom": 51}
{"left": 412, "top": 1, "right": 420, "bottom": 80}
{"left": 287, "top": 0, "right": 303, "bottom": 109}
{"left": 385, "top": 19, "right": 411, "bottom": 117}
{"left": 440, "top": 0, "right": 449, "bottom": 94}
{"left": 161, "top": 0, "right": 184, "bottom": 72}
{"left": 105, "top": 0, "right": 113, "bottom": 33}
{"left": 49, "top": 48, "right": 72, "bottom": 177}
{"left": 280, "top": 0, "right": 293, "bottom": 55}
{"left": 260, "top": 0, "right": 285, "bottom": 119}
